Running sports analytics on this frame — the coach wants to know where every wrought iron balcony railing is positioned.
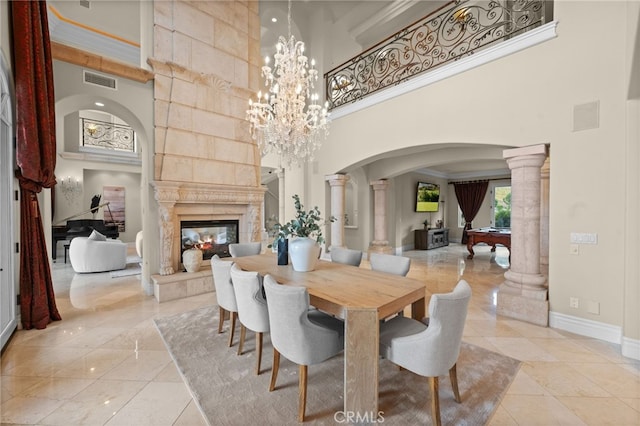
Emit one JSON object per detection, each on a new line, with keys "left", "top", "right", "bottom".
{"left": 325, "top": 0, "right": 551, "bottom": 110}
{"left": 82, "top": 118, "right": 136, "bottom": 153}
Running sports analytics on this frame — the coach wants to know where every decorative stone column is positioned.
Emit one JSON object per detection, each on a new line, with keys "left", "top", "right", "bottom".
{"left": 368, "top": 179, "right": 393, "bottom": 255}
{"left": 157, "top": 201, "right": 176, "bottom": 276}
{"left": 497, "top": 144, "right": 549, "bottom": 326}
{"left": 540, "top": 156, "right": 550, "bottom": 266}
{"left": 325, "top": 174, "right": 349, "bottom": 249}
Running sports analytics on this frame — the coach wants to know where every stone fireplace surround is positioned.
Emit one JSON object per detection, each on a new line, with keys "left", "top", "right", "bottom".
{"left": 151, "top": 181, "right": 265, "bottom": 302}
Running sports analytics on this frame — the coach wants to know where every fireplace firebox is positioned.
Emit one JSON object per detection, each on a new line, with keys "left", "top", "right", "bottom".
{"left": 180, "top": 220, "right": 238, "bottom": 263}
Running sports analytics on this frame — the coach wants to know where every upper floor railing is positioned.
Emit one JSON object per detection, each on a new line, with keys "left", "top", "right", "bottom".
{"left": 325, "top": 0, "right": 551, "bottom": 110}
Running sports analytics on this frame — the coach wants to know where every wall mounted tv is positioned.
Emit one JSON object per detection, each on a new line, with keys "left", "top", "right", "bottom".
{"left": 415, "top": 182, "right": 440, "bottom": 212}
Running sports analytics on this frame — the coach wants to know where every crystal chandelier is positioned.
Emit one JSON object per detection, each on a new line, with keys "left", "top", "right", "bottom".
{"left": 247, "top": 0, "right": 329, "bottom": 168}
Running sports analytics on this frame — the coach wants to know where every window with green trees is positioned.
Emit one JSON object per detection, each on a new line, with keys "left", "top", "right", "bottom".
{"left": 494, "top": 185, "right": 511, "bottom": 228}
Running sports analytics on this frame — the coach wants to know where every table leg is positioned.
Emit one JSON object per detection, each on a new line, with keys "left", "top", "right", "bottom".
{"left": 466, "top": 243, "right": 475, "bottom": 259}
{"left": 345, "top": 308, "right": 378, "bottom": 420}
{"left": 411, "top": 296, "right": 426, "bottom": 321}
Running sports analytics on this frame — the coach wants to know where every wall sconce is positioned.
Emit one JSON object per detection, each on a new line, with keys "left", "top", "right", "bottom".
{"left": 59, "top": 176, "right": 82, "bottom": 204}
{"left": 86, "top": 123, "right": 98, "bottom": 136}
{"left": 453, "top": 8, "right": 469, "bottom": 29}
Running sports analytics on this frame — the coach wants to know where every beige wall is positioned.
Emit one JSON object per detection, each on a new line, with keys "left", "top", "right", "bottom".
{"left": 300, "top": 1, "right": 639, "bottom": 344}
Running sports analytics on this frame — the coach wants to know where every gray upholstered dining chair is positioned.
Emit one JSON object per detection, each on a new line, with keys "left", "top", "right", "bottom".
{"left": 330, "top": 246, "right": 363, "bottom": 267}
{"left": 210, "top": 255, "right": 239, "bottom": 347}
{"left": 229, "top": 264, "right": 270, "bottom": 375}
{"left": 369, "top": 252, "right": 411, "bottom": 276}
{"left": 379, "top": 280, "right": 472, "bottom": 426}
{"left": 263, "top": 274, "right": 344, "bottom": 422}
{"left": 229, "top": 242, "right": 262, "bottom": 257}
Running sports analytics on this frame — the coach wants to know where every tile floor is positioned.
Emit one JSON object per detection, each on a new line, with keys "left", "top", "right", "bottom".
{"left": 1, "top": 244, "right": 639, "bottom": 425}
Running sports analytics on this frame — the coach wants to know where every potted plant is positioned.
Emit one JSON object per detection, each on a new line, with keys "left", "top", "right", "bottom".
{"left": 423, "top": 218, "right": 430, "bottom": 230}
{"left": 269, "top": 194, "right": 335, "bottom": 271}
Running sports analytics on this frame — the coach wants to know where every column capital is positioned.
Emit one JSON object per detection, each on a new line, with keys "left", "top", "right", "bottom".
{"left": 370, "top": 179, "right": 389, "bottom": 190}
{"left": 325, "top": 174, "right": 349, "bottom": 186}
{"left": 504, "top": 144, "right": 547, "bottom": 170}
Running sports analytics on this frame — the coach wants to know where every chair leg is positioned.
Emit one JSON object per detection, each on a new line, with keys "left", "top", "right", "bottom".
{"left": 218, "top": 307, "right": 225, "bottom": 334}
{"left": 255, "top": 332, "right": 263, "bottom": 375}
{"left": 298, "top": 364, "right": 308, "bottom": 422}
{"left": 429, "top": 376, "right": 441, "bottom": 426}
{"left": 237, "top": 324, "right": 246, "bottom": 355}
{"left": 269, "top": 348, "right": 280, "bottom": 392}
{"left": 449, "top": 363, "right": 461, "bottom": 403}
{"left": 228, "top": 312, "right": 236, "bottom": 347}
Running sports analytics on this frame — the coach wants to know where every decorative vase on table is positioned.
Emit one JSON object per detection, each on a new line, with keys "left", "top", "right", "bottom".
{"left": 288, "top": 237, "right": 321, "bottom": 272}
{"left": 277, "top": 238, "right": 289, "bottom": 265}
{"left": 183, "top": 248, "right": 203, "bottom": 273}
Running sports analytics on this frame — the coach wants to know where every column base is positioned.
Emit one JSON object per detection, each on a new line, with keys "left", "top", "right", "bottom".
{"left": 497, "top": 283, "right": 549, "bottom": 327}
{"left": 368, "top": 241, "right": 393, "bottom": 255}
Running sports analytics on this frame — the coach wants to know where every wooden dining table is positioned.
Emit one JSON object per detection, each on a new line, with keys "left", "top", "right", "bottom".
{"left": 230, "top": 252, "right": 428, "bottom": 417}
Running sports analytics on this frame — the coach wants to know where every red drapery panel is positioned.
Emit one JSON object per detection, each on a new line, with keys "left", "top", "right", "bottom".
{"left": 453, "top": 181, "right": 489, "bottom": 244}
{"left": 11, "top": 0, "right": 61, "bottom": 329}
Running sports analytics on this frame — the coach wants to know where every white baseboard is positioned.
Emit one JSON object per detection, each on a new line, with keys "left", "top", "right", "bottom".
{"left": 548, "top": 311, "right": 640, "bottom": 360}
{"left": 622, "top": 336, "right": 640, "bottom": 361}
{"left": 549, "top": 311, "right": 621, "bottom": 344}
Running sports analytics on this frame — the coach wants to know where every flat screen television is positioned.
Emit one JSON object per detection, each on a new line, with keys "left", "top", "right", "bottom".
{"left": 415, "top": 182, "right": 440, "bottom": 212}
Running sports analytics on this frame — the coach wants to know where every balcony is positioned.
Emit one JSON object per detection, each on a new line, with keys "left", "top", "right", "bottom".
{"left": 325, "top": 0, "right": 554, "bottom": 117}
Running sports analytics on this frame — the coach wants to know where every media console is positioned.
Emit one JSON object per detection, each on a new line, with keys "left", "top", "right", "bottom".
{"left": 414, "top": 228, "right": 449, "bottom": 250}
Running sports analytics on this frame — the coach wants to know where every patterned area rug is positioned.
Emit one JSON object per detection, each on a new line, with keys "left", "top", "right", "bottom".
{"left": 154, "top": 306, "right": 521, "bottom": 425}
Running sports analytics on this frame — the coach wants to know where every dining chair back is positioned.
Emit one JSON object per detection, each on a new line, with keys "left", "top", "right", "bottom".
{"left": 369, "top": 252, "right": 411, "bottom": 276}
{"left": 379, "top": 280, "right": 472, "bottom": 426}
{"left": 263, "top": 274, "right": 344, "bottom": 422}
{"left": 229, "top": 264, "right": 270, "bottom": 375}
{"left": 330, "top": 246, "right": 363, "bottom": 267}
{"left": 229, "top": 242, "right": 262, "bottom": 258}
{"left": 210, "top": 255, "right": 238, "bottom": 347}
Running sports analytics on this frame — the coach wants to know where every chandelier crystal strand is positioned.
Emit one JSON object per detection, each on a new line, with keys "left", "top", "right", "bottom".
{"left": 246, "top": 0, "right": 329, "bottom": 168}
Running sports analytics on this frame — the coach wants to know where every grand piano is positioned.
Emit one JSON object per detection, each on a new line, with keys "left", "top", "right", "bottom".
{"left": 52, "top": 202, "right": 119, "bottom": 260}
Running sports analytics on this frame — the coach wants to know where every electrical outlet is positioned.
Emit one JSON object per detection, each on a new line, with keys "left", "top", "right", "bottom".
{"left": 570, "top": 297, "right": 579, "bottom": 309}
{"left": 587, "top": 301, "right": 600, "bottom": 315}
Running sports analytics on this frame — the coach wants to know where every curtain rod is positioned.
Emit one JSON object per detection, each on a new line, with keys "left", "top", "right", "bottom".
{"left": 447, "top": 177, "right": 511, "bottom": 185}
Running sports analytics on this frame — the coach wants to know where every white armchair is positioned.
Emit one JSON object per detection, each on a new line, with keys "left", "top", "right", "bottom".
{"left": 69, "top": 234, "right": 127, "bottom": 273}
{"left": 379, "top": 280, "right": 472, "bottom": 426}
{"left": 369, "top": 252, "right": 411, "bottom": 276}
{"left": 330, "top": 246, "right": 363, "bottom": 267}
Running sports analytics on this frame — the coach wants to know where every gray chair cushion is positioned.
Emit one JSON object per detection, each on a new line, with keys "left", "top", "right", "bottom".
{"left": 229, "top": 242, "right": 262, "bottom": 258}
{"left": 379, "top": 280, "right": 472, "bottom": 377}
{"left": 369, "top": 252, "right": 411, "bottom": 276}
{"left": 263, "top": 274, "right": 344, "bottom": 366}
{"left": 230, "top": 264, "right": 269, "bottom": 333}
{"left": 330, "top": 247, "right": 363, "bottom": 267}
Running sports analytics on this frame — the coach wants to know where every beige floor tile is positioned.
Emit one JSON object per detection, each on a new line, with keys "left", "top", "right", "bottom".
{"left": 18, "top": 377, "right": 95, "bottom": 400}
{"left": 173, "top": 400, "right": 208, "bottom": 426}
{"left": 1, "top": 396, "right": 65, "bottom": 424}
{"left": 500, "top": 394, "right": 587, "bottom": 425}
{"left": 0, "top": 376, "right": 43, "bottom": 404}
{"left": 152, "top": 361, "right": 183, "bottom": 382}
{"left": 505, "top": 369, "right": 549, "bottom": 396}
{"left": 52, "top": 348, "right": 131, "bottom": 379}
{"left": 558, "top": 396, "right": 640, "bottom": 426}
{"left": 487, "top": 405, "right": 518, "bottom": 426}
{"left": 104, "top": 381, "right": 192, "bottom": 426}
{"left": 39, "top": 379, "right": 148, "bottom": 425}
{"left": 100, "top": 349, "right": 172, "bottom": 381}
{"left": 486, "top": 337, "right": 558, "bottom": 361}
{"left": 522, "top": 361, "right": 611, "bottom": 397}
{"left": 568, "top": 362, "right": 640, "bottom": 399}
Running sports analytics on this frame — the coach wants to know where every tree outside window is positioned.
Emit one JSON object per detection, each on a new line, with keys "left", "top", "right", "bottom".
{"left": 494, "top": 185, "right": 511, "bottom": 228}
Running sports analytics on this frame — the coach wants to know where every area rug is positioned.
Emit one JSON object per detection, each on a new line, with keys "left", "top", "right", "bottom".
{"left": 110, "top": 263, "right": 141, "bottom": 278}
{"left": 154, "top": 306, "right": 521, "bottom": 425}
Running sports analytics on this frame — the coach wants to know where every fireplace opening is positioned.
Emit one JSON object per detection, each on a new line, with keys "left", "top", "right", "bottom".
{"left": 180, "top": 219, "right": 238, "bottom": 263}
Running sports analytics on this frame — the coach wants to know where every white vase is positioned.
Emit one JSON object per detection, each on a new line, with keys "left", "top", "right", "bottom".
{"left": 288, "top": 237, "right": 321, "bottom": 272}
{"left": 183, "top": 248, "right": 203, "bottom": 273}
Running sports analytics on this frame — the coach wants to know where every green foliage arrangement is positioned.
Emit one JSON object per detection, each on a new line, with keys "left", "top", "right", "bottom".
{"left": 268, "top": 194, "right": 335, "bottom": 247}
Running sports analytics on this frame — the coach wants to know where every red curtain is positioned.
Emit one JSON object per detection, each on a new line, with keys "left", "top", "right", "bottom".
{"left": 11, "top": 0, "right": 61, "bottom": 329}
{"left": 453, "top": 181, "right": 489, "bottom": 244}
